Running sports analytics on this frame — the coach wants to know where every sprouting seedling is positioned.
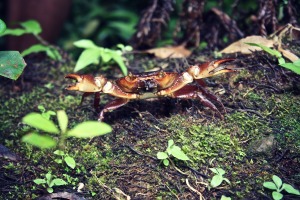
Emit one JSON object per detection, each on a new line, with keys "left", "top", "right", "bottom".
{"left": 0, "top": 20, "right": 61, "bottom": 60}
{"left": 263, "top": 175, "right": 300, "bottom": 200}
{"left": 33, "top": 172, "right": 67, "bottom": 193}
{"left": 22, "top": 110, "right": 112, "bottom": 149}
{"left": 73, "top": 39, "right": 130, "bottom": 75}
{"left": 209, "top": 168, "right": 230, "bottom": 189}
{"left": 156, "top": 139, "right": 190, "bottom": 166}
{"left": 53, "top": 150, "right": 76, "bottom": 169}
{"left": 246, "top": 42, "right": 300, "bottom": 75}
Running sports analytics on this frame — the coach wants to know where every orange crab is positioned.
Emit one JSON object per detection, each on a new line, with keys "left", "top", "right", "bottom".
{"left": 65, "top": 59, "right": 235, "bottom": 121}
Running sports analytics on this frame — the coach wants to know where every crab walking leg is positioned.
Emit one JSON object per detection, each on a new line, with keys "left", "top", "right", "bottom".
{"left": 193, "top": 82, "right": 226, "bottom": 113}
{"left": 99, "top": 98, "right": 130, "bottom": 121}
{"left": 79, "top": 92, "right": 101, "bottom": 110}
{"left": 169, "top": 85, "right": 223, "bottom": 118}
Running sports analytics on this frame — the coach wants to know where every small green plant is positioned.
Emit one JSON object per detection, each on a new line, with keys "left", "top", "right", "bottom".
{"left": 34, "top": 172, "right": 67, "bottom": 193}
{"left": 38, "top": 105, "right": 56, "bottom": 120}
{"left": 22, "top": 110, "right": 112, "bottom": 149}
{"left": 209, "top": 168, "right": 230, "bottom": 188}
{"left": 221, "top": 195, "right": 231, "bottom": 200}
{"left": 73, "top": 39, "right": 131, "bottom": 75}
{"left": 0, "top": 20, "right": 61, "bottom": 60}
{"left": 0, "top": 19, "right": 26, "bottom": 80}
{"left": 263, "top": 175, "right": 300, "bottom": 200}
{"left": 157, "top": 139, "right": 190, "bottom": 166}
{"left": 53, "top": 150, "right": 76, "bottom": 169}
{"left": 246, "top": 42, "right": 300, "bottom": 75}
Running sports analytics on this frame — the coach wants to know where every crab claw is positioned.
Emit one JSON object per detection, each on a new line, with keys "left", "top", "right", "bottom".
{"left": 187, "top": 58, "right": 236, "bottom": 79}
{"left": 65, "top": 74, "right": 107, "bottom": 92}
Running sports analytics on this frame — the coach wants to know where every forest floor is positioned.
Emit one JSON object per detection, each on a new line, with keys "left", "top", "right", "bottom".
{"left": 0, "top": 49, "right": 300, "bottom": 200}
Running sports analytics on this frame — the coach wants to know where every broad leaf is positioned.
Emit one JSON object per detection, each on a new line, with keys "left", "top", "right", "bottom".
{"left": 22, "top": 132, "right": 56, "bottom": 149}
{"left": 74, "top": 49, "right": 101, "bottom": 72}
{"left": 20, "top": 20, "right": 42, "bottom": 35}
{"left": 272, "top": 191, "right": 283, "bottom": 200}
{"left": 170, "top": 146, "right": 190, "bottom": 161}
{"left": 67, "top": 121, "right": 112, "bottom": 138}
{"left": 33, "top": 179, "right": 46, "bottom": 185}
{"left": 209, "top": 168, "right": 219, "bottom": 174}
{"left": 73, "top": 39, "right": 99, "bottom": 49}
{"left": 52, "top": 178, "right": 67, "bottom": 186}
{"left": 272, "top": 175, "right": 282, "bottom": 189}
{"left": 53, "top": 150, "right": 65, "bottom": 156}
{"left": 0, "top": 51, "right": 26, "bottom": 80}
{"left": 64, "top": 156, "right": 76, "bottom": 169}
{"left": 0, "top": 19, "right": 6, "bottom": 34}
{"left": 216, "top": 168, "right": 226, "bottom": 176}
{"left": 0, "top": 28, "right": 27, "bottom": 36}
{"left": 210, "top": 175, "right": 223, "bottom": 188}
{"left": 47, "top": 187, "right": 54, "bottom": 193}
{"left": 157, "top": 152, "right": 168, "bottom": 160}
{"left": 246, "top": 43, "right": 282, "bottom": 58}
{"left": 22, "top": 44, "right": 61, "bottom": 60}
{"left": 163, "top": 159, "right": 169, "bottom": 166}
{"left": 57, "top": 110, "right": 68, "bottom": 133}
{"left": 280, "top": 62, "right": 300, "bottom": 75}
{"left": 263, "top": 182, "right": 277, "bottom": 190}
{"left": 282, "top": 183, "right": 300, "bottom": 195}
{"left": 22, "top": 113, "right": 59, "bottom": 134}
{"left": 111, "top": 51, "right": 128, "bottom": 75}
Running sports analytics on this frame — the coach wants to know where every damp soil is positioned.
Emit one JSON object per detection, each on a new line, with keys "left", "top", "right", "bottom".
{"left": 0, "top": 51, "right": 300, "bottom": 200}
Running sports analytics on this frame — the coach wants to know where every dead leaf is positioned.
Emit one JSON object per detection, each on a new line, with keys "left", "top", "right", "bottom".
{"left": 144, "top": 45, "right": 192, "bottom": 58}
{"left": 220, "top": 24, "right": 300, "bottom": 62}
{"left": 220, "top": 35, "right": 274, "bottom": 54}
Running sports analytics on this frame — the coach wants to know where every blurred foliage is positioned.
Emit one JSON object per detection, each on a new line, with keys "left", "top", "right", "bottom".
{"left": 59, "top": 0, "right": 145, "bottom": 51}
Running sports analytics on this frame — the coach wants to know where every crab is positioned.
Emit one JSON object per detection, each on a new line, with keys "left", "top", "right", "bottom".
{"left": 65, "top": 58, "right": 235, "bottom": 121}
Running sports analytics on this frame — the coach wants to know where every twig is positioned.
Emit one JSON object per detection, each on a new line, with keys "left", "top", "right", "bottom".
{"left": 186, "top": 179, "right": 205, "bottom": 200}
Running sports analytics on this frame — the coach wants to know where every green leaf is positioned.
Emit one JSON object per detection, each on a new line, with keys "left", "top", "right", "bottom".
{"left": 157, "top": 152, "right": 168, "bottom": 160}
{"left": 282, "top": 183, "right": 300, "bottom": 195}
{"left": 57, "top": 110, "right": 68, "bottom": 133}
{"left": 221, "top": 195, "right": 231, "bottom": 200}
{"left": 22, "top": 132, "right": 57, "bottom": 149}
{"left": 54, "top": 159, "right": 63, "bottom": 164}
{"left": 67, "top": 121, "right": 112, "bottom": 138}
{"left": 246, "top": 43, "right": 282, "bottom": 58}
{"left": 46, "top": 173, "right": 52, "bottom": 184}
{"left": 0, "top": 19, "right": 6, "bottom": 34}
{"left": 73, "top": 39, "right": 99, "bottom": 49}
{"left": 100, "top": 50, "right": 112, "bottom": 63}
{"left": 0, "top": 28, "right": 27, "bottom": 36}
{"left": 0, "top": 51, "right": 26, "bottom": 80}
{"left": 216, "top": 168, "right": 226, "bottom": 176}
{"left": 163, "top": 159, "right": 169, "bottom": 166}
{"left": 64, "top": 156, "right": 76, "bottom": 169}
{"left": 280, "top": 62, "right": 300, "bottom": 75}
{"left": 21, "top": 44, "right": 60, "bottom": 60}
{"left": 45, "top": 48, "right": 62, "bottom": 61}
{"left": 169, "top": 146, "right": 190, "bottom": 161}
{"left": 272, "top": 191, "right": 283, "bottom": 200}
{"left": 51, "top": 178, "right": 67, "bottom": 186}
{"left": 293, "top": 59, "right": 300, "bottom": 67}
{"left": 34, "top": 179, "right": 46, "bottom": 185}
{"left": 278, "top": 57, "right": 285, "bottom": 65}
{"left": 210, "top": 175, "right": 223, "bottom": 188}
{"left": 47, "top": 187, "right": 54, "bottom": 193}
{"left": 74, "top": 49, "right": 101, "bottom": 72}
{"left": 53, "top": 150, "right": 65, "bottom": 156}
{"left": 272, "top": 175, "right": 282, "bottom": 189}
{"left": 209, "top": 168, "right": 219, "bottom": 174}
{"left": 263, "top": 182, "right": 277, "bottom": 190}
{"left": 22, "top": 113, "right": 59, "bottom": 134}
{"left": 166, "top": 139, "right": 174, "bottom": 155}
{"left": 20, "top": 20, "right": 42, "bottom": 35}
{"left": 110, "top": 51, "right": 128, "bottom": 75}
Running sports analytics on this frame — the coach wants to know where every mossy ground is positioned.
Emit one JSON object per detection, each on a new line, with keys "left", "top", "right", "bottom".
{"left": 0, "top": 53, "right": 299, "bottom": 199}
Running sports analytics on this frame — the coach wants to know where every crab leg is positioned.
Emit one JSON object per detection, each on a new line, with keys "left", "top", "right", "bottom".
{"left": 169, "top": 85, "right": 223, "bottom": 118}
{"left": 99, "top": 98, "right": 130, "bottom": 121}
